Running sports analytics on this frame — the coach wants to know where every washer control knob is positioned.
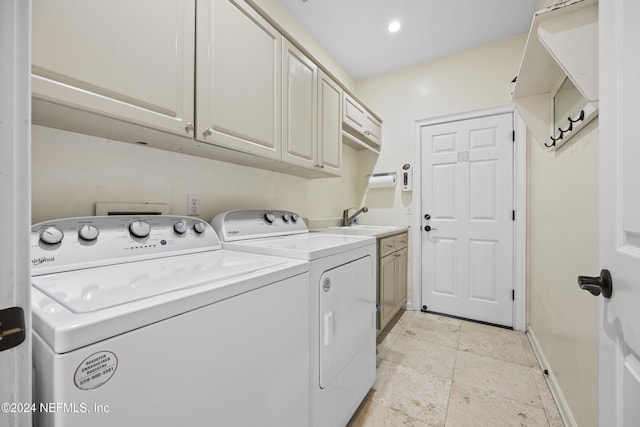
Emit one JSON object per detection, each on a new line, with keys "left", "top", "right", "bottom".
{"left": 78, "top": 224, "right": 99, "bottom": 241}
{"left": 264, "top": 213, "right": 276, "bottom": 224}
{"left": 291, "top": 214, "right": 299, "bottom": 223}
{"left": 193, "top": 222, "right": 207, "bottom": 234}
{"left": 129, "top": 220, "right": 151, "bottom": 238}
{"left": 40, "top": 227, "right": 64, "bottom": 245}
{"left": 282, "top": 214, "right": 291, "bottom": 222}
{"left": 174, "top": 221, "right": 188, "bottom": 234}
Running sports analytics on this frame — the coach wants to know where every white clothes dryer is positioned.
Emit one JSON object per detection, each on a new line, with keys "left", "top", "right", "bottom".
{"left": 31, "top": 215, "right": 310, "bottom": 427}
{"left": 212, "top": 210, "right": 377, "bottom": 427}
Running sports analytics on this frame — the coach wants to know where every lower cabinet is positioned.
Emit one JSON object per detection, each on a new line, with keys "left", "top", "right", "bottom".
{"left": 378, "top": 232, "right": 408, "bottom": 332}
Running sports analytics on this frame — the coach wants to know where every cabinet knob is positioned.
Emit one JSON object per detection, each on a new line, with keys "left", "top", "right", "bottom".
{"left": 185, "top": 123, "right": 194, "bottom": 134}
{"left": 202, "top": 128, "right": 212, "bottom": 137}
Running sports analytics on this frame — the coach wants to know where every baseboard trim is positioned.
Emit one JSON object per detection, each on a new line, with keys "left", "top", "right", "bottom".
{"left": 527, "top": 327, "right": 577, "bottom": 427}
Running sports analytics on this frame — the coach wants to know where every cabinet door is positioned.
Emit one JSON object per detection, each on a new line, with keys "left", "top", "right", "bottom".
{"left": 379, "top": 254, "right": 396, "bottom": 331}
{"left": 395, "top": 248, "right": 408, "bottom": 311}
{"left": 318, "top": 71, "right": 342, "bottom": 175}
{"left": 364, "top": 114, "right": 382, "bottom": 147}
{"left": 343, "top": 93, "right": 366, "bottom": 132}
{"left": 282, "top": 40, "right": 317, "bottom": 169}
{"left": 32, "top": 0, "right": 195, "bottom": 137}
{"left": 196, "top": 0, "right": 281, "bottom": 160}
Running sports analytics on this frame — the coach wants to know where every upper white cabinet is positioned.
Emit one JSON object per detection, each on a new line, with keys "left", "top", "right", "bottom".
{"left": 281, "top": 40, "right": 318, "bottom": 170}
{"left": 32, "top": 0, "right": 195, "bottom": 138}
{"left": 317, "top": 71, "right": 342, "bottom": 176}
{"left": 342, "top": 93, "right": 381, "bottom": 152}
{"left": 196, "top": 0, "right": 282, "bottom": 160}
{"left": 281, "top": 41, "right": 342, "bottom": 176}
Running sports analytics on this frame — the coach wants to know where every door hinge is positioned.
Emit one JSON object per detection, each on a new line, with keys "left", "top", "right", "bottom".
{"left": 0, "top": 307, "right": 26, "bottom": 352}
{"left": 512, "top": 210, "right": 515, "bottom": 221}
{"left": 512, "top": 130, "right": 515, "bottom": 142}
{"left": 512, "top": 290, "right": 515, "bottom": 301}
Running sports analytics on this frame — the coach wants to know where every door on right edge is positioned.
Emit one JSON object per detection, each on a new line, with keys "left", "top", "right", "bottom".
{"left": 598, "top": 0, "right": 640, "bottom": 423}
{"left": 420, "top": 113, "right": 514, "bottom": 327}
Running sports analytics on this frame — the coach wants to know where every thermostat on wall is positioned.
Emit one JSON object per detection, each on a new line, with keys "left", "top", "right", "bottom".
{"left": 401, "top": 163, "right": 412, "bottom": 192}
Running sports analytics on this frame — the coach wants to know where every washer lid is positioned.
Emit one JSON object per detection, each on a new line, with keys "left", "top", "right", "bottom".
{"left": 223, "top": 233, "right": 375, "bottom": 260}
{"left": 32, "top": 250, "right": 287, "bottom": 313}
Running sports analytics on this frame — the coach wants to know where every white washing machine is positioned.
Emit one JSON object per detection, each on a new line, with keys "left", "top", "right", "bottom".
{"left": 211, "top": 210, "right": 377, "bottom": 427}
{"left": 31, "top": 215, "right": 310, "bottom": 427}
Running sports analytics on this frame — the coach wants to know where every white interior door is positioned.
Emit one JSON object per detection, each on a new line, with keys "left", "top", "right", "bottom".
{"left": 598, "top": 0, "right": 640, "bottom": 424}
{"left": 420, "top": 113, "right": 514, "bottom": 327}
{"left": 0, "top": 1, "right": 32, "bottom": 425}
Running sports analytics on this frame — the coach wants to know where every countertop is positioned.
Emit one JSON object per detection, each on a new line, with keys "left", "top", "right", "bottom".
{"left": 316, "top": 225, "right": 409, "bottom": 239}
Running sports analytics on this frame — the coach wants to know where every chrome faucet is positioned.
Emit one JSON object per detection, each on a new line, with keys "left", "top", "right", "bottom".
{"left": 342, "top": 206, "right": 368, "bottom": 226}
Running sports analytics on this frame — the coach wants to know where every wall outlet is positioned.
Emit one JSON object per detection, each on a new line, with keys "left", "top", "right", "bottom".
{"left": 187, "top": 194, "right": 200, "bottom": 216}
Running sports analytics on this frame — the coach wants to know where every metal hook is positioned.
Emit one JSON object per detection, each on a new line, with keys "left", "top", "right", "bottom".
{"left": 545, "top": 135, "right": 561, "bottom": 148}
{"left": 568, "top": 109, "right": 585, "bottom": 124}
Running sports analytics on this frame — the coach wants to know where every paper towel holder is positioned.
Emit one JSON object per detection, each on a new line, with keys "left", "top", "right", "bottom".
{"left": 366, "top": 172, "right": 397, "bottom": 189}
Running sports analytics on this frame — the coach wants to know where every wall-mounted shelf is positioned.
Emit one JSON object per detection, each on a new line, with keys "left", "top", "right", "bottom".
{"left": 512, "top": 0, "right": 598, "bottom": 150}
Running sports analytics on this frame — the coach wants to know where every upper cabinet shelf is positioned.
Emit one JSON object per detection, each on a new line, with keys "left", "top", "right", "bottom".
{"left": 512, "top": 0, "right": 598, "bottom": 150}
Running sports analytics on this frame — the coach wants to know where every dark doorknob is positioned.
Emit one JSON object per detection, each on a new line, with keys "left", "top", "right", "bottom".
{"left": 424, "top": 225, "right": 437, "bottom": 232}
{"left": 577, "top": 269, "right": 612, "bottom": 298}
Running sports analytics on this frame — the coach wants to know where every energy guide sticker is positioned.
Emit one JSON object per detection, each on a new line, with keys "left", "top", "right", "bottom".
{"left": 74, "top": 351, "right": 118, "bottom": 390}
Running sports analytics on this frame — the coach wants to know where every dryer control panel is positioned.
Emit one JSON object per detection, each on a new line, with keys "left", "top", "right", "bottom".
{"left": 31, "top": 216, "right": 221, "bottom": 275}
{"left": 211, "top": 210, "right": 308, "bottom": 242}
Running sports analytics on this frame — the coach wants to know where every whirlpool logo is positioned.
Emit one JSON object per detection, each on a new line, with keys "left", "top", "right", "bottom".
{"left": 32, "top": 256, "right": 55, "bottom": 266}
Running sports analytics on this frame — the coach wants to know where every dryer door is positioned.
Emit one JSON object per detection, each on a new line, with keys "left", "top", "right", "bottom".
{"left": 319, "top": 256, "right": 374, "bottom": 388}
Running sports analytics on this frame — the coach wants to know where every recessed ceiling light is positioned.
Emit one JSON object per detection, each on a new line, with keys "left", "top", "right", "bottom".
{"left": 388, "top": 20, "right": 401, "bottom": 33}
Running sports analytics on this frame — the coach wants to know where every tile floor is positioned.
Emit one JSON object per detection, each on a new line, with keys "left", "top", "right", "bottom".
{"left": 348, "top": 310, "right": 564, "bottom": 427}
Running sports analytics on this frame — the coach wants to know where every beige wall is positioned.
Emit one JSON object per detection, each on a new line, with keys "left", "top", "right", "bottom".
{"left": 528, "top": 1, "right": 599, "bottom": 424}
{"left": 31, "top": 125, "right": 360, "bottom": 224}
{"left": 527, "top": 123, "right": 599, "bottom": 426}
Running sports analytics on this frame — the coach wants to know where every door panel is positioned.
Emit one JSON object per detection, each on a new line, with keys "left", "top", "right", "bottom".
{"left": 432, "top": 163, "right": 457, "bottom": 219}
{"left": 469, "top": 160, "right": 497, "bottom": 220}
{"left": 433, "top": 238, "right": 457, "bottom": 296}
{"left": 319, "top": 256, "right": 373, "bottom": 389}
{"left": 282, "top": 40, "right": 317, "bottom": 168}
{"left": 0, "top": 2, "right": 31, "bottom": 425}
{"left": 196, "top": 0, "right": 281, "bottom": 159}
{"left": 378, "top": 254, "right": 396, "bottom": 333}
{"left": 469, "top": 239, "right": 498, "bottom": 301}
{"left": 318, "top": 71, "right": 342, "bottom": 174}
{"left": 32, "top": 0, "right": 195, "bottom": 136}
{"left": 421, "top": 113, "right": 513, "bottom": 326}
{"left": 599, "top": 0, "right": 640, "bottom": 423}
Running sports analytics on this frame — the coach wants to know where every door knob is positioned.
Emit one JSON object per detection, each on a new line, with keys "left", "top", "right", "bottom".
{"left": 577, "top": 269, "right": 612, "bottom": 298}
{"left": 424, "top": 225, "right": 437, "bottom": 232}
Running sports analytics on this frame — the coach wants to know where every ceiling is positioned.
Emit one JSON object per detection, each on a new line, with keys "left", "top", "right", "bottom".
{"left": 279, "top": 0, "right": 539, "bottom": 80}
